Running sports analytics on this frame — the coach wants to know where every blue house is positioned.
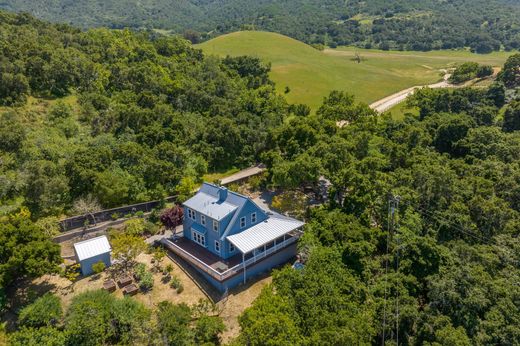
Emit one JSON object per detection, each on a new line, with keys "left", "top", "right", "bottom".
{"left": 162, "top": 183, "right": 304, "bottom": 292}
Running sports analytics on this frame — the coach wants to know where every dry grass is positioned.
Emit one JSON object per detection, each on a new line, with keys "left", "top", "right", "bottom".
{"left": 5, "top": 252, "right": 271, "bottom": 341}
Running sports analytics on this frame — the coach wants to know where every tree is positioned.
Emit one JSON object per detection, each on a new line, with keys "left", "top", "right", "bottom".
{"left": 156, "top": 301, "right": 194, "bottom": 346}
{"left": 317, "top": 90, "right": 375, "bottom": 122}
{"left": 65, "top": 290, "right": 151, "bottom": 345}
{"left": 271, "top": 190, "right": 308, "bottom": 219}
{"left": 194, "top": 315, "right": 226, "bottom": 345}
{"left": 503, "top": 101, "right": 520, "bottom": 132}
{"left": 160, "top": 205, "right": 184, "bottom": 230}
{"left": 18, "top": 293, "right": 62, "bottom": 328}
{"left": 0, "top": 209, "right": 62, "bottom": 287}
{"left": 111, "top": 233, "right": 147, "bottom": 269}
{"left": 175, "top": 177, "right": 197, "bottom": 202}
{"left": 500, "top": 53, "right": 520, "bottom": 88}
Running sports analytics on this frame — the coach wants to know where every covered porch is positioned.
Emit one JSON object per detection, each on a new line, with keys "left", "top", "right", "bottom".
{"left": 161, "top": 213, "right": 304, "bottom": 286}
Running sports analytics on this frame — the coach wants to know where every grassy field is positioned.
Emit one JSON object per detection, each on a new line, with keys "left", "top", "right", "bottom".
{"left": 197, "top": 31, "right": 512, "bottom": 111}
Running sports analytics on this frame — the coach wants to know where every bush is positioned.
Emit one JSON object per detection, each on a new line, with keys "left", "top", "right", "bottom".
{"left": 134, "top": 211, "right": 144, "bottom": 218}
{"left": 139, "top": 272, "right": 154, "bottom": 291}
{"left": 18, "top": 293, "right": 62, "bottom": 328}
{"left": 476, "top": 65, "right": 493, "bottom": 78}
{"left": 111, "top": 212, "right": 121, "bottom": 220}
{"left": 134, "top": 263, "right": 147, "bottom": 280}
{"left": 91, "top": 261, "right": 106, "bottom": 274}
{"left": 63, "top": 264, "right": 80, "bottom": 281}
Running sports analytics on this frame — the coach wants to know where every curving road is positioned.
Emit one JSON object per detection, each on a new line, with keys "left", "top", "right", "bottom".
{"left": 369, "top": 71, "right": 451, "bottom": 113}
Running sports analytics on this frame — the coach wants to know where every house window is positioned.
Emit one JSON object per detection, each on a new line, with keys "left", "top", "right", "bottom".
{"left": 201, "top": 215, "right": 206, "bottom": 226}
{"left": 191, "top": 210, "right": 196, "bottom": 221}
{"left": 215, "top": 241, "right": 220, "bottom": 253}
{"left": 240, "top": 216, "right": 246, "bottom": 228}
{"left": 187, "top": 208, "right": 192, "bottom": 219}
{"left": 229, "top": 242, "right": 235, "bottom": 253}
{"left": 251, "top": 212, "right": 257, "bottom": 223}
{"left": 213, "top": 220, "right": 218, "bottom": 232}
{"left": 192, "top": 230, "right": 206, "bottom": 247}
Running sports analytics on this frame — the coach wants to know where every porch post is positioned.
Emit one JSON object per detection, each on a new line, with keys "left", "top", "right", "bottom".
{"left": 242, "top": 252, "right": 246, "bottom": 284}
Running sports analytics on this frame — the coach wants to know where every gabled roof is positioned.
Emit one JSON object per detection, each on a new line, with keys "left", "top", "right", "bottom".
{"left": 183, "top": 182, "right": 257, "bottom": 222}
{"left": 73, "top": 235, "right": 111, "bottom": 261}
{"left": 226, "top": 213, "right": 304, "bottom": 254}
{"left": 183, "top": 191, "right": 237, "bottom": 220}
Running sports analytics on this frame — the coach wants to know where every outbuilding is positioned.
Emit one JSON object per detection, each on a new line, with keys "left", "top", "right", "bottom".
{"left": 73, "top": 235, "right": 112, "bottom": 276}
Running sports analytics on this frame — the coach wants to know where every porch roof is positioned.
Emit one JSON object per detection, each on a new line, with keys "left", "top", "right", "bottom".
{"left": 226, "top": 213, "right": 304, "bottom": 254}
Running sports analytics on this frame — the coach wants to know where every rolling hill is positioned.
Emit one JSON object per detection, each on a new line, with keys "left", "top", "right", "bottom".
{"left": 197, "top": 31, "right": 512, "bottom": 110}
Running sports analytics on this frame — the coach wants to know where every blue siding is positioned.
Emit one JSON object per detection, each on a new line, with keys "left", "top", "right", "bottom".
{"left": 79, "top": 252, "right": 111, "bottom": 276}
{"left": 196, "top": 243, "right": 297, "bottom": 292}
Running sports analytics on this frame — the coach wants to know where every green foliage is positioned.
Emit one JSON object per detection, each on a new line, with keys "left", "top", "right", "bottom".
{"left": 156, "top": 301, "right": 193, "bottom": 346}
{"left": 91, "top": 261, "right": 106, "bottom": 274}
{"left": 111, "top": 233, "right": 147, "bottom": 267}
{"left": 2, "top": 1, "right": 518, "bottom": 52}
{"left": 503, "top": 100, "right": 520, "bottom": 132}
{"left": 18, "top": 293, "right": 62, "bottom": 328}
{"left": 64, "top": 290, "right": 151, "bottom": 345}
{"left": 194, "top": 315, "right": 226, "bottom": 345}
{"left": 0, "top": 209, "right": 62, "bottom": 287}
{"left": 500, "top": 53, "right": 520, "bottom": 88}
{"left": 138, "top": 271, "right": 154, "bottom": 291}
{"left": 9, "top": 326, "right": 65, "bottom": 346}
{"left": 449, "top": 62, "right": 480, "bottom": 84}
{"left": 0, "top": 11, "right": 288, "bottom": 215}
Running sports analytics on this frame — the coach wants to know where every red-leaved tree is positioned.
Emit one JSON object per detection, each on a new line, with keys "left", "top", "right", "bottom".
{"left": 160, "top": 205, "right": 184, "bottom": 230}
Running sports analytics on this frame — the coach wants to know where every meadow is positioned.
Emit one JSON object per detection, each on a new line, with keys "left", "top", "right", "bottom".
{"left": 198, "top": 31, "right": 512, "bottom": 111}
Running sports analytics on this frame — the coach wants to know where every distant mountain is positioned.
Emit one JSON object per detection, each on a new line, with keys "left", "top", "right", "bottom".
{"left": 1, "top": 0, "right": 519, "bottom": 52}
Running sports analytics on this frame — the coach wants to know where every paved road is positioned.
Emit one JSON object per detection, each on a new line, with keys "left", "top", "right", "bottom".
{"left": 369, "top": 72, "right": 451, "bottom": 113}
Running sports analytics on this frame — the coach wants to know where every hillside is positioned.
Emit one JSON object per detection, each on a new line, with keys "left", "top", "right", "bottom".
{"left": 1, "top": 0, "right": 519, "bottom": 52}
{"left": 198, "top": 31, "right": 511, "bottom": 110}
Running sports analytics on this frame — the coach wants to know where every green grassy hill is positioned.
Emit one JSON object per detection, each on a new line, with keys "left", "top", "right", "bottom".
{"left": 198, "top": 31, "right": 512, "bottom": 110}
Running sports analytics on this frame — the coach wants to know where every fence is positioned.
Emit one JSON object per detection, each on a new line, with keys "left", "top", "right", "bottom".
{"left": 59, "top": 196, "right": 177, "bottom": 232}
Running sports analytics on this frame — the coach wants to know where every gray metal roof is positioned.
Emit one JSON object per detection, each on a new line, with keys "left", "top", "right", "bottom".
{"left": 226, "top": 213, "right": 304, "bottom": 254}
{"left": 183, "top": 191, "right": 238, "bottom": 220}
{"left": 73, "top": 235, "right": 111, "bottom": 262}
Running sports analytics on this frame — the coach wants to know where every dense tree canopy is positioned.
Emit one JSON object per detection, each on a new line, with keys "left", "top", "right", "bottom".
{"left": 1, "top": 1, "right": 519, "bottom": 52}
{"left": 0, "top": 10, "right": 293, "bottom": 216}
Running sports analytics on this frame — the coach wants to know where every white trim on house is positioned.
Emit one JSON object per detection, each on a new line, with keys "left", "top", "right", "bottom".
{"left": 201, "top": 214, "right": 206, "bottom": 226}
{"left": 215, "top": 240, "right": 220, "bottom": 253}
{"left": 192, "top": 229, "right": 206, "bottom": 247}
{"left": 251, "top": 212, "right": 257, "bottom": 223}
{"left": 227, "top": 213, "right": 304, "bottom": 254}
{"left": 240, "top": 216, "right": 246, "bottom": 228}
{"left": 212, "top": 219, "right": 219, "bottom": 233}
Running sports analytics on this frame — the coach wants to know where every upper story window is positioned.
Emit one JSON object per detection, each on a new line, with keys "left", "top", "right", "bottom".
{"left": 187, "top": 208, "right": 193, "bottom": 220}
{"left": 201, "top": 215, "right": 206, "bottom": 226}
{"left": 251, "top": 212, "right": 257, "bottom": 223}
{"left": 240, "top": 216, "right": 246, "bottom": 228}
{"left": 215, "top": 240, "right": 220, "bottom": 253}
{"left": 212, "top": 220, "right": 219, "bottom": 232}
{"left": 229, "top": 242, "right": 235, "bottom": 253}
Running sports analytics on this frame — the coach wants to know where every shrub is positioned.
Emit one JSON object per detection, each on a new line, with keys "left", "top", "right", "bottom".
{"left": 134, "top": 263, "right": 147, "bottom": 280}
{"left": 91, "top": 261, "right": 106, "bottom": 274}
{"left": 176, "top": 284, "right": 184, "bottom": 294}
{"left": 63, "top": 264, "right": 80, "bottom": 281}
{"left": 165, "top": 264, "right": 174, "bottom": 273}
{"left": 18, "top": 293, "right": 62, "bottom": 327}
{"left": 134, "top": 211, "right": 144, "bottom": 218}
{"left": 139, "top": 272, "right": 154, "bottom": 291}
{"left": 111, "top": 212, "right": 121, "bottom": 220}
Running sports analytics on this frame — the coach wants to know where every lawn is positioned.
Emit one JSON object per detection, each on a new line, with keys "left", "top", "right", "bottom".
{"left": 197, "top": 31, "right": 512, "bottom": 111}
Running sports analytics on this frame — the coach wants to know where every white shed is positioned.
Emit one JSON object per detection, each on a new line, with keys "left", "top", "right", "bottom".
{"left": 73, "top": 235, "right": 112, "bottom": 276}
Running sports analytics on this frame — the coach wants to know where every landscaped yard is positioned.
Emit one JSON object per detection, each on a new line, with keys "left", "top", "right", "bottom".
{"left": 7, "top": 251, "right": 271, "bottom": 343}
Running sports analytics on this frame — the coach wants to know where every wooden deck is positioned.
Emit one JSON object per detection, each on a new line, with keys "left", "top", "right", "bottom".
{"left": 171, "top": 237, "right": 246, "bottom": 272}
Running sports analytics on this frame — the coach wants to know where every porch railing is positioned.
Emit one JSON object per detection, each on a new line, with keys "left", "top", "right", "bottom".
{"left": 161, "top": 233, "right": 300, "bottom": 282}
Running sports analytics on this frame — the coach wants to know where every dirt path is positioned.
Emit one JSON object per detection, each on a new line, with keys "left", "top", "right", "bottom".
{"left": 369, "top": 71, "right": 451, "bottom": 113}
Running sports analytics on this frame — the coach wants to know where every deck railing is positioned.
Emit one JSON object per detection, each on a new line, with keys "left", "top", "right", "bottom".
{"left": 161, "top": 233, "right": 300, "bottom": 282}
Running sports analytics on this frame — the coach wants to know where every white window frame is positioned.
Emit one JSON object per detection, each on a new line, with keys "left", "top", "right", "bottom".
{"left": 191, "top": 230, "right": 206, "bottom": 247}
{"left": 240, "top": 216, "right": 246, "bottom": 228}
{"left": 187, "top": 208, "right": 192, "bottom": 219}
{"left": 191, "top": 210, "right": 196, "bottom": 221}
{"left": 212, "top": 220, "right": 219, "bottom": 233}
{"left": 201, "top": 214, "right": 206, "bottom": 226}
{"left": 251, "top": 212, "right": 257, "bottom": 224}
{"left": 229, "top": 242, "right": 235, "bottom": 253}
{"left": 215, "top": 240, "right": 220, "bottom": 254}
